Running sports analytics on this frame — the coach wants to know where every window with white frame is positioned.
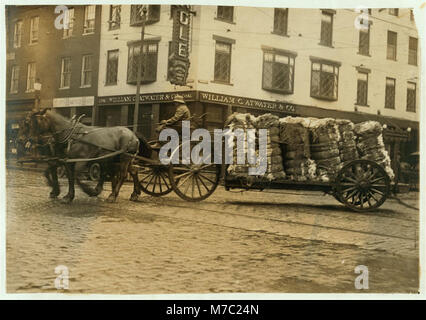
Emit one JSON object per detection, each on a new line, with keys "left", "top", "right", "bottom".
{"left": 358, "top": 23, "right": 370, "bottom": 55}
{"left": 406, "top": 82, "right": 416, "bottom": 112}
{"left": 356, "top": 71, "right": 369, "bottom": 106}
{"left": 408, "top": 37, "right": 417, "bottom": 66}
{"left": 386, "top": 31, "right": 397, "bottom": 60}
{"left": 262, "top": 49, "right": 295, "bottom": 94}
{"left": 26, "top": 62, "right": 36, "bottom": 92}
{"left": 83, "top": 5, "right": 96, "bottom": 34}
{"left": 127, "top": 41, "right": 158, "bottom": 84}
{"left": 320, "top": 10, "right": 334, "bottom": 47}
{"left": 385, "top": 77, "right": 396, "bottom": 109}
{"left": 214, "top": 41, "right": 232, "bottom": 83}
{"left": 10, "top": 65, "right": 20, "bottom": 93}
{"left": 106, "top": 50, "right": 119, "bottom": 85}
{"left": 13, "top": 20, "right": 22, "bottom": 48}
{"left": 81, "top": 55, "right": 92, "bottom": 87}
{"left": 310, "top": 58, "right": 340, "bottom": 100}
{"left": 63, "top": 8, "right": 74, "bottom": 38}
{"left": 216, "top": 6, "right": 234, "bottom": 23}
{"left": 130, "top": 5, "right": 160, "bottom": 26}
{"left": 60, "top": 57, "right": 71, "bottom": 89}
{"left": 273, "top": 8, "right": 288, "bottom": 36}
{"left": 29, "top": 16, "right": 39, "bottom": 44}
{"left": 109, "top": 5, "right": 121, "bottom": 30}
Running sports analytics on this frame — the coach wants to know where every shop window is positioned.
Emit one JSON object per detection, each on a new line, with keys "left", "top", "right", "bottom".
{"left": 386, "top": 31, "right": 397, "bottom": 60}
{"left": 320, "top": 10, "right": 334, "bottom": 47}
{"left": 10, "top": 65, "right": 20, "bottom": 94}
{"left": 81, "top": 54, "right": 93, "bottom": 87}
{"left": 13, "top": 20, "right": 22, "bottom": 48}
{"left": 130, "top": 5, "right": 160, "bottom": 26}
{"left": 273, "top": 8, "right": 288, "bottom": 36}
{"left": 388, "top": 9, "right": 399, "bottom": 16}
{"left": 204, "top": 104, "right": 225, "bottom": 131}
{"left": 214, "top": 41, "right": 232, "bottom": 83}
{"left": 60, "top": 57, "right": 71, "bottom": 89}
{"left": 310, "top": 58, "right": 340, "bottom": 101}
{"left": 356, "top": 71, "right": 368, "bottom": 106}
{"left": 83, "top": 5, "right": 96, "bottom": 34}
{"left": 26, "top": 62, "right": 36, "bottom": 92}
{"left": 29, "top": 16, "right": 39, "bottom": 44}
{"left": 106, "top": 49, "right": 119, "bottom": 85}
{"left": 358, "top": 23, "right": 370, "bottom": 55}
{"left": 385, "top": 77, "right": 396, "bottom": 109}
{"left": 262, "top": 49, "right": 296, "bottom": 94}
{"left": 406, "top": 82, "right": 416, "bottom": 112}
{"left": 63, "top": 8, "right": 74, "bottom": 38}
{"left": 127, "top": 41, "right": 158, "bottom": 84}
{"left": 55, "top": 108, "right": 71, "bottom": 118}
{"left": 216, "top": 6, "right": 234, "bottom": 23}
{"left": 109, "top": 5, "right": 121, "bottom": 30}
{"left": 408, "top": 37, "right": 417, "bottom": 66}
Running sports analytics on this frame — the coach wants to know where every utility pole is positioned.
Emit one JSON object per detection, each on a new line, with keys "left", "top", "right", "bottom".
{"left": 133, "top": 6, "right": 147, "bottom": 133}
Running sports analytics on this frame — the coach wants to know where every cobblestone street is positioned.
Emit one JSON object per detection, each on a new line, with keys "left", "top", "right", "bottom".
{"left": 6, "top": 168, "right": 419, "bottom": 294}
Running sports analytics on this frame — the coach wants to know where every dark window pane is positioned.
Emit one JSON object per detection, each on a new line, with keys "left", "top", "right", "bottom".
{"left": 217, "top": 6, "right": 234, "bottom": 22}
{"left": 273, "top": 8, "right": 288, "bottom": 35}
{"left": 409, "top": 37, "right": 417, "bottom": 65}
{"left": 406, "top": 82, "right": 416, "bottom": 112}
{"left": 214, "top": 42, "right": 231, "bottom": 82}
{"left": 320, "top": 12, "right": 333, "bottom": 46}
{"left": 359, "top": 27, "right": 370, "bottom": 55}
{"left": 387, "top": 31, "right": 397, "bottom": 60}
{"left": 385, "top": 78, "right": 396, "bottom": 109}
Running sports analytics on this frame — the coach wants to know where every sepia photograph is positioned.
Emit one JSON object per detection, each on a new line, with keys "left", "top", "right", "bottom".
{"left": 2, "top": 1, "right": 422, "bottom": 297}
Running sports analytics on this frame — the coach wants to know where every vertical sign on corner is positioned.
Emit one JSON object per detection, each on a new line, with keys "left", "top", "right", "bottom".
{"left": 168, "top": 5, "right": 191, "bottom": 86}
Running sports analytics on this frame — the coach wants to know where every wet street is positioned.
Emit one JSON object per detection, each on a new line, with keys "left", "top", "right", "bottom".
{"left": 6, "top": 168, "right": 419, "bottom": 294}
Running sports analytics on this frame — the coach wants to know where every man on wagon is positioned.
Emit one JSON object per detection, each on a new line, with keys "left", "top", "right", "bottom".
{"left": 156, "top": 94, "right": 191, "bottom": 135}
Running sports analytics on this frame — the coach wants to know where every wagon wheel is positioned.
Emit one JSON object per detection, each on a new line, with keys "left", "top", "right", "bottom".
{"left": 89, "top": 162, "right": 101, "bottom": 181}
{"left": 138, "top": 165, "right": 173, "bottom": 197}
{"left": 335, "top": 159, "right": 390, "bottom": 212}
{"left": 169, "top": 163, "right": 221, "bottom": 202}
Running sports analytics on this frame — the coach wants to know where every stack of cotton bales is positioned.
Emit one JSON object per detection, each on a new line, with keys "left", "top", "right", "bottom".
{"left": 354, "top": 121, "right": 395, "bottom": 180}
{"left": 279, "top": 117, "right": 316, "bottom": 181}
{"left": 225, "top": 113, "right": 258, "bottom": 178}
{"left": 309, "top": 118, "right": 342, "bottom": 182}
{"left": 336, "top": 119, "right": 359, "bottom": 165}
{"left": 256, "top": 114, "right": 286, "bottom": 180}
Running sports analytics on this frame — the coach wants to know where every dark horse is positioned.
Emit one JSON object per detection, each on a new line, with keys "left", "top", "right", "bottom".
{"left": 26, "top": 109, "right": 152, "bottom": 203}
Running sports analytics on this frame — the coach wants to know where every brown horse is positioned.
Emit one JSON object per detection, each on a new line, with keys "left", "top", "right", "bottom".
{"left": 27, "top": 109, "right": 148, "bottom": 203}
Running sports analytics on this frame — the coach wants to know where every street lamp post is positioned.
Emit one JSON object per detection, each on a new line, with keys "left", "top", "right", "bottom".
{"left": 133, "top": 6, "right": 148, "bottom": 133}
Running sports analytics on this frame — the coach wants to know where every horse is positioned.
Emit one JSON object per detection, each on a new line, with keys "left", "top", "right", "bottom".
{"left": 27, "top": 109, "right": 152, "bottom": 203}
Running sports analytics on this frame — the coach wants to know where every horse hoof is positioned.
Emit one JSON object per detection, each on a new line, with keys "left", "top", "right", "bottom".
{"left": 106, "top": 195, "right": 117, "bottom": 203}
{"left": 61, "top": 195, "right": 73, "bottom": 204}
{"left": 49, "top": 194, "right": 59, "bottom": 199}
{"left": 130, "top": 194, "right": 139, "bottom": 202}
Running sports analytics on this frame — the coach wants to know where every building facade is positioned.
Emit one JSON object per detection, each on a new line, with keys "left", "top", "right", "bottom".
{"left": 5, "top": 5, "right": 101, "bottom": 156}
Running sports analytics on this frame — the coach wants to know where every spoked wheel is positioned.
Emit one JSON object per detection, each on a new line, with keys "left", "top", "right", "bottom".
{"left": 169, "top": 163, "right": 221, "bottom": 201}
{"left": 335, "top": 159, "right": 390, "bottom": 212}
{"left": 138, "top": 165, "right": 173, "bottom": 197}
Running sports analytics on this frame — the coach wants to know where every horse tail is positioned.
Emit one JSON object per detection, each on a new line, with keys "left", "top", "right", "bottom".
{"left": 135, "top": 132, "right": 152, "bottom": 159}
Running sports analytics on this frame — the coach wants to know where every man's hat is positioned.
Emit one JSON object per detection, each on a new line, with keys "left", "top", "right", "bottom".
{"left": 173, "top": 94, "right": 185, "bottom": 104}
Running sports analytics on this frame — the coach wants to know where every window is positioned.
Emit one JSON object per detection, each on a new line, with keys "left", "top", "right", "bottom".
{"left": 385, "top": 77, "right": 396, "bottom": 109}
{"left": 356, "top": 71, "right": 369, "bottom": 106}
{"left": 106, "top": 50, "right": 119, "bottom": 85}
{"left": 83, "top": 5, "right": 96, "bottom": 34}
{"left": 273, "top": 8, "right": 288, "bottom": 36}
{"left": 320, "top": 10, "right": 334, "bottom": 47}
{"left": 386, "top": 31, "right": 397, "bottom": 60}
{"left": 406, "top": 82, "right": 416, "bottom": 112}
{"left": 358, "top": 23, "right": 370, "bottom": 55}
{"left": 127, "top": 41, "right": 158, "bottom": 84}
{"left": 63, "top": 8, "right": 74, "bottom": 38}
{"left": 310, "top": 58, "right": 340, "bottom": 101}
{"left": 388, "top": 9, "right": 399, "bottom": 16}
{"left": 130, "top": 5, "right": 160, "bottom": 26}
{"left": 13, "top": 20, "right": 22, "bottom": 48}
{"left": 216, "top": 6, "right": 234, "bottom": 22}
{"left": 109, "top": 5, "right": 121, "bottom": 30}
{"left": 60, "top": 57, "right": 71, "bottom": 89}
{"left": 214, "top": 41, "right": 232, "bottom": 83}
{"left": 26, "top": 62, "right": 36, "bottom": 92}
{"left": 10, "top": 65, "right": 20, "bottom": 93}
{"left": 81, "top": 55, "right": 92, "bottom": 87}
{"left": 262, "top": 49, "right": 296, "bottom": 94}
{"left": 408, "top": 37, "right": 417, "bottom": 66}
{"left": 29, "top": 16, "right": 39, "bottom": 44}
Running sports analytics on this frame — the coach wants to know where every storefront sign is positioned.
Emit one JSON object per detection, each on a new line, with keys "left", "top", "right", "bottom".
{"left": 199, "top": 91, "right": 297, "bottom": 113}
{"left": 53, "top": 96, "right": 94, "bottom": 108}
{"left": 168, "top": 5, "right": 192, "bottom": 86}
{"left": 97, "top": 91, "right": 197, "bottom": 106}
